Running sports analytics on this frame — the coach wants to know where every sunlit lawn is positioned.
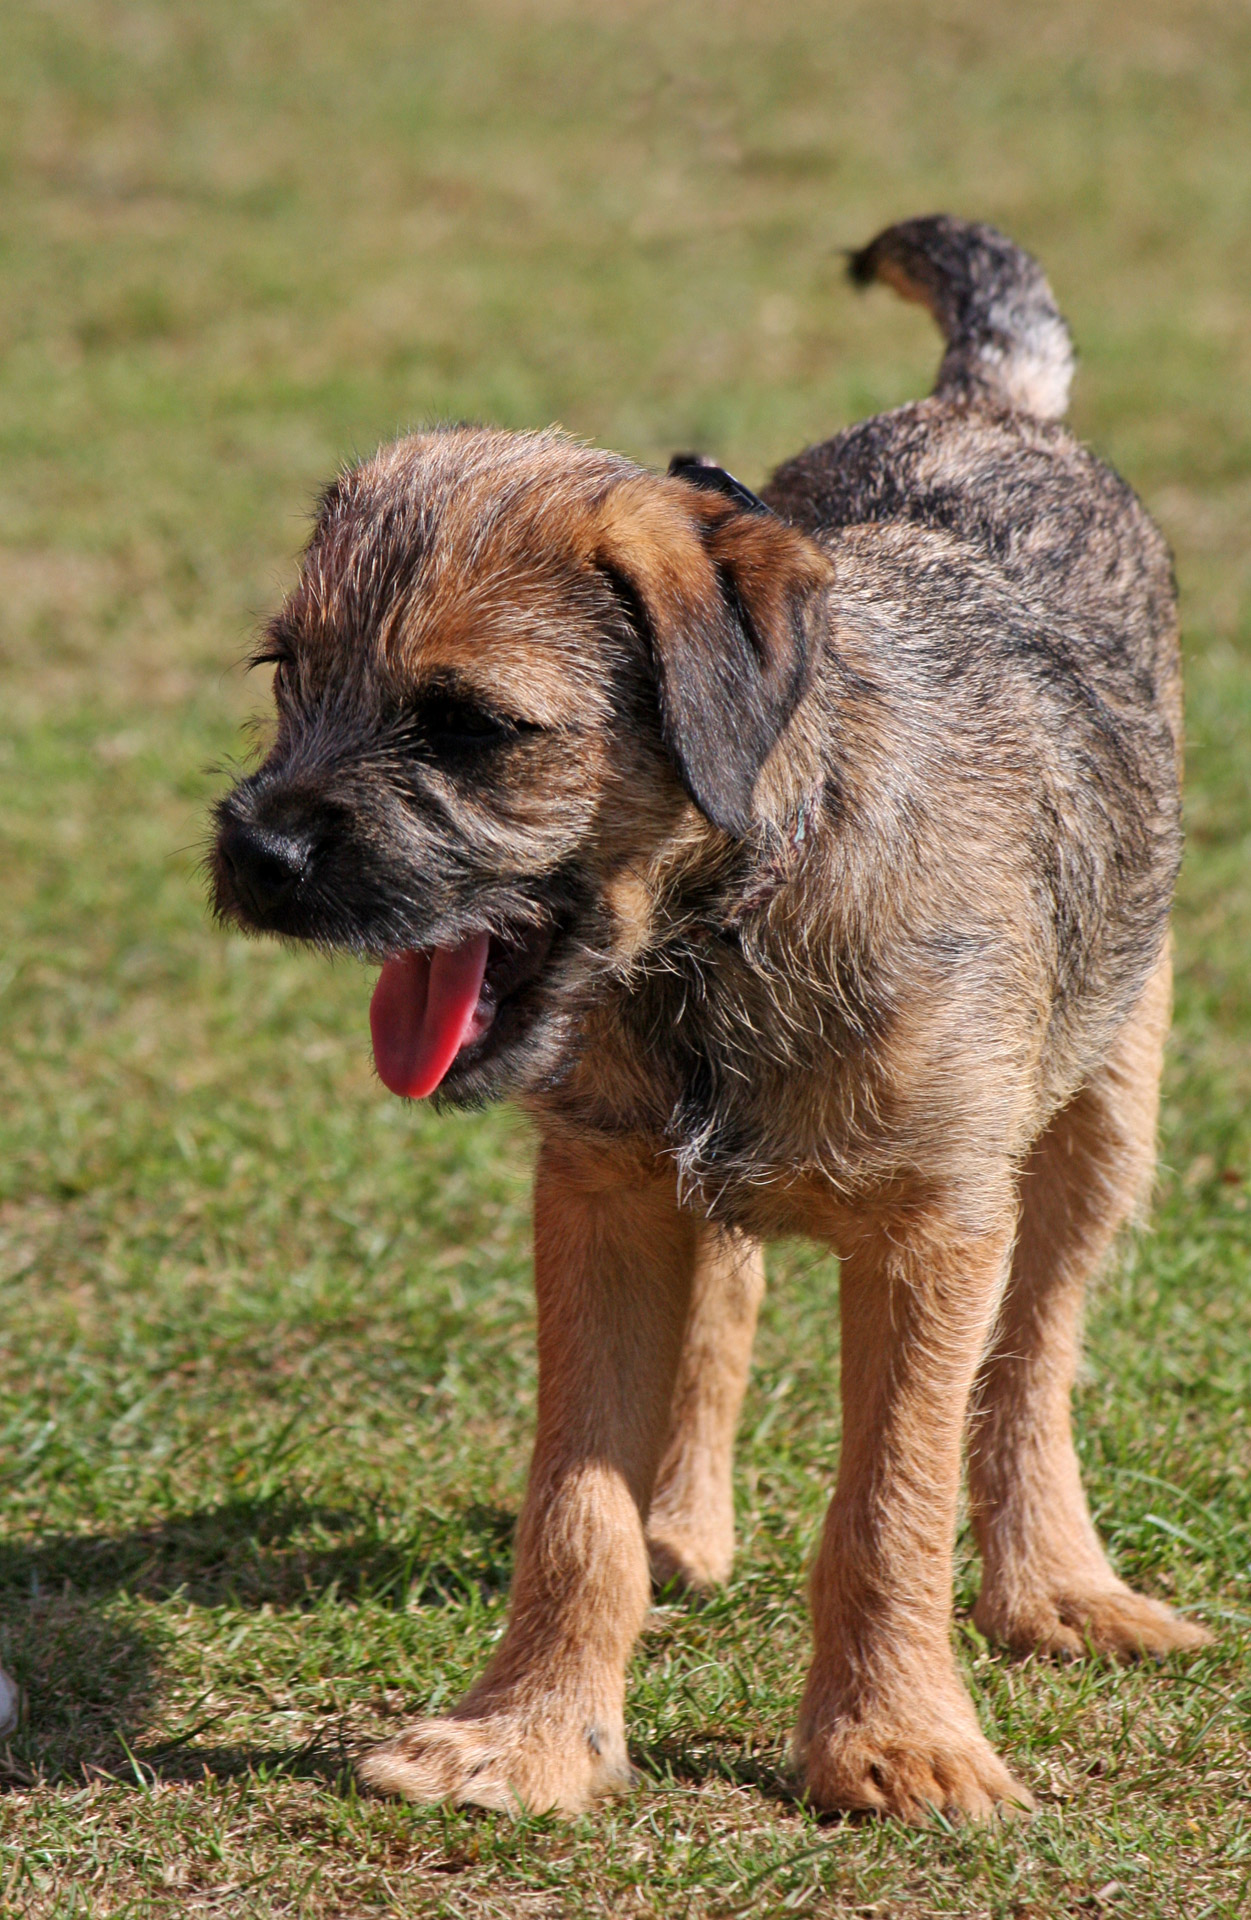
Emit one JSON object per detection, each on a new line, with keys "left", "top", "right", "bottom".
{"left": 1, "top": 3, "right": 1249, "bottom": 1913}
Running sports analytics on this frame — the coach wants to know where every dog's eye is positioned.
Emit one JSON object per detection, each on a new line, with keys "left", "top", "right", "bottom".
{"left": 251, "top": 614, "right": 300, "bottom": 677}
{"left": 250, "top": 641, "right": 293, "bottom": 676}
{"left": 419, "top": 691, "right": 519, "bottom": 753}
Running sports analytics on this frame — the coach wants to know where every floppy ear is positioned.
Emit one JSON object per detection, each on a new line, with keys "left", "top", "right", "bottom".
{"left": 592, "top": 472, "right": 833, "bottom": 836}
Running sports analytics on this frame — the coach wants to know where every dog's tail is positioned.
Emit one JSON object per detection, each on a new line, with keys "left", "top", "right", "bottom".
{"left": 848, "top": 214, "right": 1075, "bottom": 421}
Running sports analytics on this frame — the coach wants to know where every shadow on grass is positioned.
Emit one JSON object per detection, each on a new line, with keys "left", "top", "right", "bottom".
{"left": 632, "top": 1735, "right": 798, "bottom": 1809}
{"left": 0, "top": 1495, "right": 516, "bottom": 1611}
{"left": 2, "top": 1655, "right": 359, "bottom": 1795}
{"left": 0, "top": 1592, "right": 161, "bottom": 1790}
{"left": 0, "top": 1497, "right": 514, "bottom": 1787}
{"left": 133, "top": 1733, "right": 357, "bottom": 1791}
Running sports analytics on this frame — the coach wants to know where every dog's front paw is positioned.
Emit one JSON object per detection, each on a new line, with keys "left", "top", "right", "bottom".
{"left": 975, "top": 1578, "right": 1213, "bottom": 1661}
{"left": 794, "top": 1687, "right": 1032, "bottom": 1823}
{"left": 357, "top": 1706, "right": 631, "bottom": 1815}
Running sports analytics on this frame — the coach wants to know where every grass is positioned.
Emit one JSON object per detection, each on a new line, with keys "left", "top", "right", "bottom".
{"left": 1, "top": 0, "right": 1250, "bottom": 1912}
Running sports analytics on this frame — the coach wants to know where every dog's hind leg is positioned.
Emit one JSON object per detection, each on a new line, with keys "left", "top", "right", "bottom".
{"left": 968, "top": 949, "right": 1212, "bottom": 1659}
{"left": 359, "top": 1134, "right": 699, "bottom": 1814}
{"left": 646, "top": 1226, "right": 764, "bottom": 1591}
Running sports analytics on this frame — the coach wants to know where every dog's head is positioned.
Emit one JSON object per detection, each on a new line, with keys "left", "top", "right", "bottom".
{"left": 211, "top": 426, "right": 832, "bottom": 1104}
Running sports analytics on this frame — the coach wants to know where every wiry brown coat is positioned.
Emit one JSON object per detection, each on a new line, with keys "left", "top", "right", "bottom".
{"left": 211, "top": 216, "right": 1209, "bottom": 1822}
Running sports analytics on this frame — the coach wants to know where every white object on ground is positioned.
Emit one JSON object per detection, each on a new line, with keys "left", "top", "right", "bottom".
{"left": 0, "top": 1663, "right": 20, "bottom": 1736}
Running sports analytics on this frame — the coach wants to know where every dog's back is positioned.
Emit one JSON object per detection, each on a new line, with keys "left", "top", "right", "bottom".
{"left": 766, "top": 216, "right": 1180, "bottom": 747}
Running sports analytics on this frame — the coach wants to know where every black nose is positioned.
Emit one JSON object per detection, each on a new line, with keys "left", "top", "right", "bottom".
{"left": 217, "top": 819, "right": 311, "bottom": 920}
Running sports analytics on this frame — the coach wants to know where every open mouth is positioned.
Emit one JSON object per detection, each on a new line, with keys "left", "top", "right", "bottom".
{"left": 369, "top": 921, "right": 557, "bottom": 1099}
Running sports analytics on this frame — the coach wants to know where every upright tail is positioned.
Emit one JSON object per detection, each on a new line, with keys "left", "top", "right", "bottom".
{"left": 848, "top": 214, "right": 1074, "bottom": 421}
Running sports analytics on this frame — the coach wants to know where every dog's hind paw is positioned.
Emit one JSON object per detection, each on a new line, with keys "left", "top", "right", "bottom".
{"left": 974, "top": 1579, "right": 1213, "bottom": 1661}
{"left": 357, "top": 1708, "right": 631, "bottom": 1815}
{"left": 646, "top": 1520, "right": 732, "bottom": 1593}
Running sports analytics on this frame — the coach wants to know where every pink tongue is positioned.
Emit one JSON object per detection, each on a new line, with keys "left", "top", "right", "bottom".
{"left": 370, "top": 933, "right": 491, "bottom": 1098}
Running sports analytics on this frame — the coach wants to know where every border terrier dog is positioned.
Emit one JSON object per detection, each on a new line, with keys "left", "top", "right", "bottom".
{"left": 211, "top": 215, "right": 1210, "bottom": 1821}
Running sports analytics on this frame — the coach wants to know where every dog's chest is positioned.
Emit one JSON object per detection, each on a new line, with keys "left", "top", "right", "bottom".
{"left": 535, "top": 938, "right": 904, "bottom": 1228}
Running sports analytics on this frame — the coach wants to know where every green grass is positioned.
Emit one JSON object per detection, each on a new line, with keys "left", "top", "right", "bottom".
{"left": 2, "top": 1, "right": 1250, "bottom": 1913}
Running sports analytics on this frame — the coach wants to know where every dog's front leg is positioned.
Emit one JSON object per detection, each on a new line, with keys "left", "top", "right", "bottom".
{"left": 795, "top": 1200, "right": 1034, "bottom": 1821}
{"left": 359, "top": 1135, "right": 696, "bottom": 1814}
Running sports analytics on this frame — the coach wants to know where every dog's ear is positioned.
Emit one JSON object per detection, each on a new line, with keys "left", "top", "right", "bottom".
{"left": 591, "top": 474, "right": 833, "bottom": 836}
{"left": 666, "top": 452, "right": 773, "bottom": 517}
